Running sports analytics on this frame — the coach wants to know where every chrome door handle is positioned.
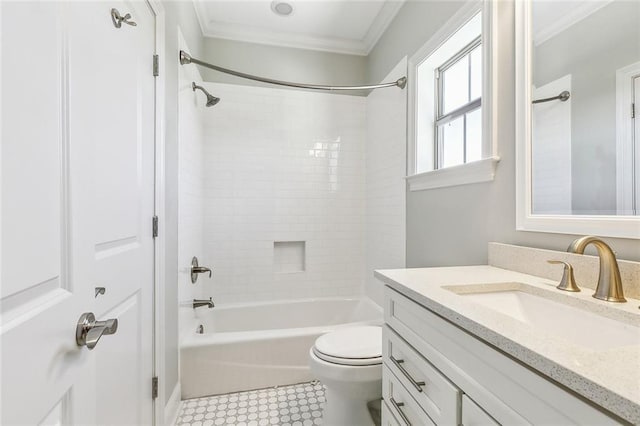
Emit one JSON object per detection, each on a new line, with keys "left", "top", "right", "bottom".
{"left": 390, "top": 356, "right": 426, "bottom": 392}
{"left": 76, "top": 312, "right": 118, "bottom": 350}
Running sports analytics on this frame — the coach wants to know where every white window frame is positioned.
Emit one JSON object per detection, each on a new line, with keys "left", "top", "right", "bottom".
{"left": 434, "top": 36, "right": 482, "bottom": 168}
{"left": 407, "top": 0, "right": 499, "bottom": 192}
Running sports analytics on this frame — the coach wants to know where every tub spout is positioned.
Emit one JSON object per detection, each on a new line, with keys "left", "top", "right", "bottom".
{"left": 193, "top": 297, "right": 215, "bottom": 309}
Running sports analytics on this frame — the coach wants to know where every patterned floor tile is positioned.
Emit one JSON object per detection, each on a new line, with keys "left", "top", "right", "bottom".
{"left": 175, "top": 381, "right": 326, "bottom": 426}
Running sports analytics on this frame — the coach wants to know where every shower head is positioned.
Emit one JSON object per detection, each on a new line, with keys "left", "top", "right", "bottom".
{"left": 192, "top": 82, "right": 220, "bottom": 107}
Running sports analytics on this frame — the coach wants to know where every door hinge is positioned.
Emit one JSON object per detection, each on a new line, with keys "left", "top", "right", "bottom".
{"left": 632, "top": 103, "right": 635, "bottom": 119}
{"left": 152, "top": 376, "right": 159, "bottom": 399}
{"left": 153, "top": 54, "right": 159, "bottom": 77}
{"left": 152, "top": 216, "right": 159, "bottom": 238}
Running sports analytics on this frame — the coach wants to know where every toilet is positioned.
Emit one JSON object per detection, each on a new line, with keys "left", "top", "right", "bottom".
{"left": 309, "top": 326, "right": 382, "bottom": 426}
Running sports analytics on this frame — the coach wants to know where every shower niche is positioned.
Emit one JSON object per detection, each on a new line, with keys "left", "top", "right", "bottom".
{"left": 274, "top": 241, "right": 306, "bottom": 273}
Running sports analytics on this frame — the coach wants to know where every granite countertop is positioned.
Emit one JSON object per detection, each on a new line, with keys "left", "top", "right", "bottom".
{"left": 374, "top": 265, "right": 640, "bottom": 424}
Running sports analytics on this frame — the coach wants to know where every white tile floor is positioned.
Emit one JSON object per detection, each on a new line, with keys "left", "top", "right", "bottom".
{"left": 175, "top": 381, "right": 326, "bottom": 426}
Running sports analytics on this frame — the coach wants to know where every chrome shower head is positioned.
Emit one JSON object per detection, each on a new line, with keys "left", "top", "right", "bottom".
{"left": 192, "top": 82, "right": 220, "bottom": 107}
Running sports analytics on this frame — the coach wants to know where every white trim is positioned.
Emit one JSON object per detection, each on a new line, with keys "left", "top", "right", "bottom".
{"left": 361, "top": 1, "right": 405, "bottom": 55}
{"left": 147, "top": 1, "right": 167, "bottom": 424}
{"left": 616, "top": 61, "right": 640, "bottom": 215}
{"left": 164, "top": 383, "right": 182, "bottom": 426}
{"left": 407, "top": 0, "right": 498, "bottom": 179}
{"left": 192, "top": 0, "right": 404, "bottom": 56}
{"left": 515, "top": 0, "right": 640, "bottom": 240}
{"left": 482, "top": 0, "right": 498, "bottom": 161}
{"left": 406, "top": 156, "right": 499, "bottom": 191}
{"left": 534, "top": 1, "right": 612, "bottom": 46}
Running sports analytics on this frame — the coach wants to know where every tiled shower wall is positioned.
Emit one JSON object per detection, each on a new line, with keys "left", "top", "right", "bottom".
{"left": 202, "top": 83, "right": 366, "bottom": 303}
{"left": 365, "top": 59, "right": 407, "bottom": 306}
{"left": 178, "top": 33, "right": 206, "bottom": 310}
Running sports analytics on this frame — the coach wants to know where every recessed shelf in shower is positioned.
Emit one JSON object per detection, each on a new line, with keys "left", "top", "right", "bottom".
{"left": 274, "top": 241, "right": 306, "bottom": 273}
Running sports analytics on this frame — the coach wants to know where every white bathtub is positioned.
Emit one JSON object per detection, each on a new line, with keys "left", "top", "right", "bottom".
{"left": 180, "top": 297, "right": 382, "bottom": 399}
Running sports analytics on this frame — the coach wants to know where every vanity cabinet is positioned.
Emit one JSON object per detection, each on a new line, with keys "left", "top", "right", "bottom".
{"left": 381, "top": 286, "right": 622, "bottom": 425}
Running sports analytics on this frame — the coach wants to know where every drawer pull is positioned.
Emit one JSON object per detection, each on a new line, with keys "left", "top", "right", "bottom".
{"left": 390, "top": 398, "right": 412, "bottom": 426}
{"left": 391, "top": 356, "right": 426, "bottom": 392}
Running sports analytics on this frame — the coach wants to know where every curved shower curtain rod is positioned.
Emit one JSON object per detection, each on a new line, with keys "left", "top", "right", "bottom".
{"left": 179, "top": 50, "right": 407, "bottom": 92}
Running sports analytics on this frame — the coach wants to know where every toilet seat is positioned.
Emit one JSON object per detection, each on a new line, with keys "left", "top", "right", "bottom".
{"left": 312, "top": 326, "right": 382, "bottom": 366}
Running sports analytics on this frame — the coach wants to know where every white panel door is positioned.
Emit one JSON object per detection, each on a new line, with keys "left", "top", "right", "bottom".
{"left": 1, "top": 1, "right": 156, "bottom": 425}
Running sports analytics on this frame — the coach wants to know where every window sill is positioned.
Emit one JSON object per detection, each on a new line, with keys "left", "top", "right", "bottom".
{"left": 406, "top": 156, "right": 500, "bottom": 192}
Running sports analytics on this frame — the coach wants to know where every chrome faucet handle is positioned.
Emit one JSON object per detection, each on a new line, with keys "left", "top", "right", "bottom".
{"left": 191, "top": 256, "right": 212, "bottom": 283}
{"left": 547, "top": 260, "right": 580, "bottom": 292}
{"left": 192, "top": 266, "right": 212, "bottom": 277}
{"left": 193, "top": 297, "right": 215, "bottom": 309}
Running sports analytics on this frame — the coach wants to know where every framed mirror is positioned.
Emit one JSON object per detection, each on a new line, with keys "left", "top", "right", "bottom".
{"left": 516, "top": 0, "right": 640, "bottom": 239}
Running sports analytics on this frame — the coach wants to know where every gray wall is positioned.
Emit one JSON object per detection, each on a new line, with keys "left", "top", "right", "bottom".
{"left": 367, "top": 1, "right": 466, "bottom": 84}
{"left": 162, "top": 1, "right": 203, "bottom": 405}
{"left": 364, "top": 1, "right": 640, "bottom": 266}
{"left": 201, "top": 38, "right": 368, "bottom": 95}
{"left": 534, "top": 1, "right": 640, "bottom": 215}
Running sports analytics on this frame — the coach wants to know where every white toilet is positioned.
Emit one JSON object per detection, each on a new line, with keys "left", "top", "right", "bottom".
{"left": 309, "top": 326, "right": 382, "bottom": 426}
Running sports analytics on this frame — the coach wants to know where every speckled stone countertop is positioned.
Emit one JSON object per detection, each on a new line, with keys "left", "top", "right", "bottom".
{"left": 374, "top": 265, "right": 640, "bottom": 424}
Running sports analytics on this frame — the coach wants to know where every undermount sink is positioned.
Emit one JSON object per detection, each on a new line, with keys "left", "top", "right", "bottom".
{"left": 445, "top": 283, "right": 640, "bottom": 351}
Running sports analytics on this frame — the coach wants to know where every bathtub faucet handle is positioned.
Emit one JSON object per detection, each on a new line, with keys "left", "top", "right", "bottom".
{"left": 193, "top": 297, "right": 215, "bottom": 309}
{"left": 193, "top": 266, "right": 212, "bottom": 277}
{"left": 191, "top": 256, "right": 212, "bottom": 283}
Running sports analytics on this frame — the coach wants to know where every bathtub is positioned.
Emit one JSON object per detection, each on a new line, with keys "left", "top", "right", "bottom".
{"left": 180, "top": 297, "right": 382, "bottom": 399}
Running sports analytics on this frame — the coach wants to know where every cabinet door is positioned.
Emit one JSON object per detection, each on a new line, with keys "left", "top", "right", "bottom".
{"left": 462, "top": 395, "right": 499, "bottom": 426}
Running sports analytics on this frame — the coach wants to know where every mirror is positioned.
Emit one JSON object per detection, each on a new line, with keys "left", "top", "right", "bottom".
{"left": 516, "top": 0, "right": 640, "bottom": 238}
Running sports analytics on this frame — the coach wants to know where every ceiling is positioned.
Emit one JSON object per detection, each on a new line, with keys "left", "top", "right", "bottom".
{"left": 193, "top": 0, "right": 406, "bottom": 56}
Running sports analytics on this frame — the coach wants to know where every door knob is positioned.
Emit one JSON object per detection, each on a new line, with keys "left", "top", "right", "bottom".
{"left": 76, "top": 312, "right": 118, "bottom": 350}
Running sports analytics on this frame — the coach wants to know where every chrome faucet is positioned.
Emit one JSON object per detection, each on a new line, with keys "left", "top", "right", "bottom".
{"left": 193, "top": 297, "right": 215, "bottom": 309}
{"left": 191, "top": 256, "right": 212, "bottom": 283}
{"left": 567, "top": 236, "right": 626, "bottom": 302}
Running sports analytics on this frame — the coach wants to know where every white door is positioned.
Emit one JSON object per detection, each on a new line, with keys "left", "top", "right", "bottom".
{"left": 1, "top": 1, "right": 156, "bottom": 425}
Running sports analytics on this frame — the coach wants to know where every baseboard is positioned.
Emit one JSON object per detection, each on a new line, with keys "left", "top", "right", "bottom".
{"left": 164, "top": 382, "right": 182, "bottom": 426}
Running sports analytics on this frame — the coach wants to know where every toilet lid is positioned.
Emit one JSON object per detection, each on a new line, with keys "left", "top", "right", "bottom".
{"left": 313, "top": 326, "right": 382, "bottom": 366}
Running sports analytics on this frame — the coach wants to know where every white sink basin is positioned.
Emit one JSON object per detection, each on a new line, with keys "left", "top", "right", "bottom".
{"left": 456, "top": 287, "right": 640, "bottom": 351}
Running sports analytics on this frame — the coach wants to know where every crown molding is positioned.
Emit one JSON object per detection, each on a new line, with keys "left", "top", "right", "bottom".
{"left": 363, "top": 1, "right": 404, "bottom": 54}
{"left": 193, "top": 0, "right": 404, "bottom": 56}
{"left": 534, "top": 0, "right": 612, "bottom": 46}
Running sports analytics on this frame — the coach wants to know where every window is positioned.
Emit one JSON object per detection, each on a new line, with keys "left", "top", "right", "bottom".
{"left": 408, "top": 5, "right": 498, "bottom": 191}
{"left": 435, "top": 37, "right": 482, "bottom": 168}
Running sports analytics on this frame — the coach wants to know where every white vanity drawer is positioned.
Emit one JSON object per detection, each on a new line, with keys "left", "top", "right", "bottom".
{"left": 382, "top": 401, "right": 401, "bottom": 426}
{"left": 383, "top": 325, "right": 460, "bottom": 425}
{"left": 462, "top": 395, "right": 499, "bottom": 426}
{"left": 383, "top": 366, "right": 435, "bottom": 426}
